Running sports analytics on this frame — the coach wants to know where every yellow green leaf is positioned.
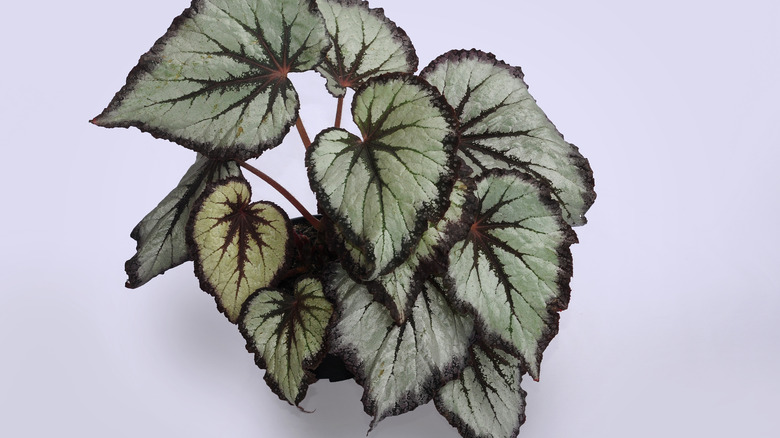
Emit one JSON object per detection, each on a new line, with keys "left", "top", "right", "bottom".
{"left": 188, "top": 177, "right": 292, "bottom": 322}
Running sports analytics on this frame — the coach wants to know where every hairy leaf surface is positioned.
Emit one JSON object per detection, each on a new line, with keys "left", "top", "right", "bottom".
{"left": 421, "top": 49, "right": 596, "bottom": 226}
{"left": 435, "top": 343, "right": 526, "bottom": 438}
{"left": 240, "top": 277, "right": 333, "bottom": 405}
{"left": 327, "top": 266, "right": 473, "bottom": 428}
{"left": 126, "top": 155, "right": 240, "bottom": 288}
{"left": 92, "top": 0, "right": 330, "bottom": 159}
{"left": 446, "top": 170, "right": 577, "bottom": 379}
{"left": 307, "top": 74, "right": 457, "bottom": 280}
{"left": 315, "top": 0, "right": 417, "bottom": 97}
{"left": 188, "top": 177, "right": 292, "bottom": 323}
{"left": 367, "top": 178, "right": 476, "bottom": 324}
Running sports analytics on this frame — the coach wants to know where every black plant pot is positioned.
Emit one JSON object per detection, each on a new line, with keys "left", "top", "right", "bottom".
{"left": 314, "top": 354, "right": 354, "bottom": 382}
{"left": 289, "top": 215, "right": 353, "bottom": 383}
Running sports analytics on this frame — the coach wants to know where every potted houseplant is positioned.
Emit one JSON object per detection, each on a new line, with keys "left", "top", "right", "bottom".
{"left": 92, "top": 1, "right": 596, "bottom": 437}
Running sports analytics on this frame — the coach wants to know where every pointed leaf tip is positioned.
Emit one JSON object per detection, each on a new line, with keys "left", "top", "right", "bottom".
{"left": 421, "top": 49, "right": 596, "bottom": 226}
{"left": 307, "top": 74, "right": 458, "bottom": 280}
{"left": 188, "top": 177, "right": 293, "bottom": 323}
{"left": 94, "top": 0, "right": 331, "bottom": 159}
{"left": 326, "top": 265, "right": 474, "bottom": 426}
{"left": 240, "top": 277, "right": 333, "bottom": 406}
{"left": 446, "top": 170, "right": 577, "bottom": 379}
{"left": 124, "top": 155, "right": 241, "bottom": 289}
{"left": 367, "top": 177, "right": 477, "bottom": 324}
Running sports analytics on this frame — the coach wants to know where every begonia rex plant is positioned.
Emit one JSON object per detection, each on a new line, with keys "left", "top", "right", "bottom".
{"left": 92, "top": 1, "right": 596, "bottom": 437}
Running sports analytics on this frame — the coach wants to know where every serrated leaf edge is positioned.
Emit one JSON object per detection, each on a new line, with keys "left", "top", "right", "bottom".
{"left": 434, "top": 341, "right": 527, "bottom": 438}
{"left": 366, "top": 170, "right": 478, "bottom": 324}
{"left": 307, "top": 73, "right": 460, "bottom": 279}
{"left": 125, "top": 156, "right": 240, "bottom": 288}
{"left": 420, "top": 49, "right": 596, "bottom": 226}
{"left": 238, "top": 276, "right": 335, "bottom": 406}
{"left": 92, "top": 0, "right": 332, "bottom": 160}
{"left": 323, "top": 265, "right": 474, "bottom": 426}
{"left": 316, "top": 0, "right": 419, "bottom": 97}
{"left": 186, "top": 176, "right": 294, "bottom": 323}
{"left": 443, "top": 169, "right": 578, "bottom": 379}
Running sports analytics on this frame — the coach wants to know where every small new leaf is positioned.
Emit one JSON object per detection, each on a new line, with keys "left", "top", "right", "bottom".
{"left": 126, "top": 155, "right": 240, "bottom": 288}
{"left": 435, "top": 342, "right": 527, "bottom": 438}
{"left": 446, "top": 170, "right": 577, "bottom": 379}
{"left": 92, "top": 0, "right": 331, "bottom": 159}
{"left": 188, "top": 177, "right": 292, "bottom": 323}
{"left": 327, "top": 266, "right": 473, "bottom": 428}
{"left": 315, "top": 0, "right": 418, "bottom": 97}
{"left": 307, "top": 74, "right": 457, "bottom": 280}
{"left": 240, "top": 277, "right": 333, "bottom": 406}
{"left": 421, "top": 49, "right": 596, "bottom": 226}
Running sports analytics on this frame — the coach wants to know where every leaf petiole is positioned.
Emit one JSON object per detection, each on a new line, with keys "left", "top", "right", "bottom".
{"left": 295, "top": 117, "right": 311, "bottom": 149}
{"left": 238, "top": 160, "right": 321, "bottom": 231}
{"left": 335, "top": 96, "right": 344, "bottom": 128}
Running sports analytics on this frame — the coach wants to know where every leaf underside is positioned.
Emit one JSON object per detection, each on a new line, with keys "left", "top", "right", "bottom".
{"left": 92, "top": 0, "right": 330, "bottom": 160}
{"left": 420, "top": 49, "right": 596, "bottom": 226}
{"left": 326, "top": 265, "right": 474, "bottom": 429}
{"left": 435, "top": 342, "right": 527, "bottom": 438}
{"left": 188, "top": 177, "right": 292, "bottom": 323}
{"left": 367, "top": 177, "right": 477, "bottom": 324}
{"left": 315, "top": 0, "right": 418, "bottom": 97}
{"left": 307, "top": 74, "right": 457, "bottom": 280}
{"left": 240, "top": 276, "right": 333, "bottom": 406}
{"left": 446, "top": 170, "right": 577, "bottom": 379}
{"left": 126, "top": 155, "right": 240, "bottom": 288}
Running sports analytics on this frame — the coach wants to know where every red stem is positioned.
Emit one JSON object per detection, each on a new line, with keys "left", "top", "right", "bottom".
{"left": 295, "top": 117, "right": 311, "bottom": 149}
{"left": 335, "top": 96, "right": 344, "bottom": 129}
{"left": 238, "top": 160, "right": 321, "bottom": 231}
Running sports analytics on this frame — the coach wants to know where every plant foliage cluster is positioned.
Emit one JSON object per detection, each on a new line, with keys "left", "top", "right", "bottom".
{"left": 93, "top": 1, "right": 595, "bottom": 437}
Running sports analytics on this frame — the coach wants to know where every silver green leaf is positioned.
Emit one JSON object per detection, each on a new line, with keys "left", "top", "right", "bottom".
{"left": 187, "top": 177, "right": 292, "bottom": 323}
{"left": 239, "top": 277, "right": 333, "bottom": 406}
{"left": 327, "top": 265, "right": 474, "bottom": 428}
{"left": 420, "top": 49, "right": 596, "bottom": 226}
{"left": 446, "top": 170, "right": 577, "bottom": 379}
{"left": 307, "top": 74, "right": 457, "bottom": 280}
{"left": 315, "top": 0, "right": 418, "bottom": 97}
{"left": 126, "top": 155, "right": 240, "bottom": 288}
{"left": 92, "top": 0, "right": 330, "bottom": 160}
{"left": 435, "top": 343, "right": 526, "bottom": 438}
{"left": 367, "top": 178, "right": 477, "bottom": 324}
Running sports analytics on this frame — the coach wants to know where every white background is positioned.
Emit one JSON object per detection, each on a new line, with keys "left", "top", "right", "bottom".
{"left": 2, "top": 0, "right": 778, "bottom": 437}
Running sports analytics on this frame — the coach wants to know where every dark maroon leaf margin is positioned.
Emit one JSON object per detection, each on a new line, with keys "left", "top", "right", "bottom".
{"left": 306, "top": 72, "right": 460, "bottom": 280}
{"left": 366, "top": 167, "right": 478, "bottom": 323}
{"left": 238, "top": 276, "right": 335, "bottom": 406}
{"left": 317, "top": 0, "right": 419, "bottom": 96}
{"left": 324, "top": 266, "right": 473, "bottom": 426}
{"left": 125, "top": 157, "right": 240, "bottom": 288}
{"left": 444, "top": 169, "right": 578, "bottom": 379}
{"left": 186, "top": 176, "right": 294, "bottom": 322}
{"left": 420, "top": 49, "right": 596, "bottom": 226}
{"left": 92, "top": 0, "right": 331, "bottom": 160}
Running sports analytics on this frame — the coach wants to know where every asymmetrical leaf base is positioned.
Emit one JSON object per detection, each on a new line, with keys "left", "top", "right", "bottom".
{"left": 94, "top": 1, "right": 595, "bottom": 437}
